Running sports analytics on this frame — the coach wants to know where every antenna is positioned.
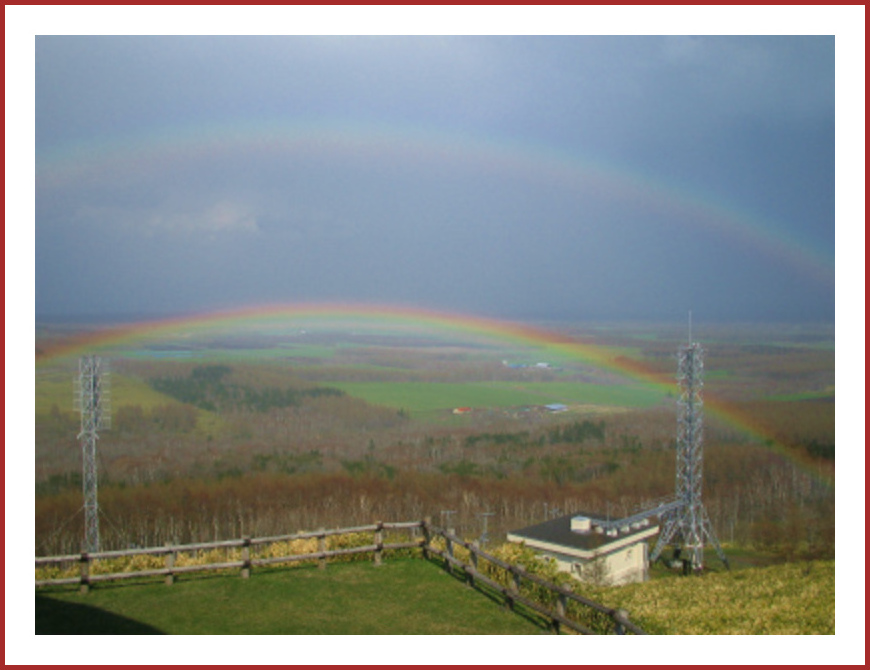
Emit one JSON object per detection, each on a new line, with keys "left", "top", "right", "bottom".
{"left": 650, "top": 340, "right": 728, "bottom": 571}
{"left": 74, "top": 355, "right": 110, "bottom": 553}
{"left": 477, "top": 511, "right": 495, "bottom": 546}
{"left": 578, "top": 321, "right": 727, "bottom": 574}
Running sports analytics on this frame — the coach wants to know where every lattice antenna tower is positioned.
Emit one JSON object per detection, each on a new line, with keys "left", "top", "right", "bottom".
{"left": 74, "top": 355, "right": 110, "bottom": 553}
{"left": 650, "top": 320, "right": 728, "bottom": 571}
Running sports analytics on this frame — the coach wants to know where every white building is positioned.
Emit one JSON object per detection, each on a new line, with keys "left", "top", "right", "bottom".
{"left": 507, "top": 512, "right": 659, "bottom": 586}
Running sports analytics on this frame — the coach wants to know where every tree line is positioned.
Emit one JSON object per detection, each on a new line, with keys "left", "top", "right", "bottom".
{"left": 148, "top": 364, "right": 345, "bottom": 412}
{"left": 36, "top": 438, "right": 834, "bottom": 562}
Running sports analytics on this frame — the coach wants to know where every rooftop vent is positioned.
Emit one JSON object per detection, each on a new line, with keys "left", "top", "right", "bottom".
{"left": 570, "top": 516, "right": 592, "bottom": 533}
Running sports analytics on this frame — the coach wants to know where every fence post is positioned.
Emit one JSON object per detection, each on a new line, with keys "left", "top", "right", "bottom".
{"left": 466, "top": 541, "right": 479, "bottom": 588}
{"left": 318, "top": 529, "right": 327, "bottom": 570}
{"left": 445, "top": 529, "right": 454, "bottom": 576}
{"left": 165, "top": 543, "right": 176, "bottom": 586}
{"left": 421, "top": 517, "right": 431, "bottom": 560}
{"left": 241, "top": 537, "right": 251, "bottom": 579}
{"left": 613, "top": 608, "right": 630, "bottom": 635}
{"left": 374, "top": 521, "right": 383, "bottom": 567}
{"left": 79, "top": 552, "right": 90, "bottom": 594}
{"left": 506, "top": 564, "right": 523, "bottom": 611}
{"left": 554, "top": 585, "right": 570, "bottom": 634}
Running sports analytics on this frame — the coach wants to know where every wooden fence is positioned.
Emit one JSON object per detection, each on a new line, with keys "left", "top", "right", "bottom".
{"left": 35, "top": 518, "right": 644, "bottom": 635}
{"left": 422, "top": 523, "right": 645, "bottom": 635}
{"left": 35, "top": 521, "right": 420, "bottom": 588}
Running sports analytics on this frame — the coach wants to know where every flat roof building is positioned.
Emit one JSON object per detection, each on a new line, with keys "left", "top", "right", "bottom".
{"left": 507, "top": 512, "right": 659, "bottom": 586}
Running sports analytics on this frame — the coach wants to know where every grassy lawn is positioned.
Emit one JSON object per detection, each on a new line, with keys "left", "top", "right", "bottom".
{"left": 35, "top": 559, "right": 548, "bottom": 635}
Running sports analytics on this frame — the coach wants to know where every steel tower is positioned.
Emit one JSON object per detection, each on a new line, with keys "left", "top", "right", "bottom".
{"left": 650, "top": 340, "right": 728, "bottom": 571}
{"left": 75, "top": 355, "right": 110, "bottom": 553}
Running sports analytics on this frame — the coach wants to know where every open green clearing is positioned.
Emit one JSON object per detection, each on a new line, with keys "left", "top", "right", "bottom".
{"left": 35, "top": 559, "right": 547, "bottom": 635}
{"left": 330, "top": 381, "right": 668, "bottom": 415}
{"left": 35, "top": 371, "right": 182, "bottom": 415}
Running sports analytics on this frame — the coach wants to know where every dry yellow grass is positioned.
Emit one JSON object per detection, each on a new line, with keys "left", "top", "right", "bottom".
{"left": 576, "top": 559, "right": 834, "bottom": 634}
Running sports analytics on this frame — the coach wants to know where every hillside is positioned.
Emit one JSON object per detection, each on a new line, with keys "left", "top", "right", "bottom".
{"left": 36, "top": 552, "right": 834, "bottom": 635}
{"left": 579, "top": 559, "right": 835, "bottom": 634}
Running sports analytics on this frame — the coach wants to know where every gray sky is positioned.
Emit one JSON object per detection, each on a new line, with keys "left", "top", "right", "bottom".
{"left": 32, "top": 27, "right": 840, "bottom": 323}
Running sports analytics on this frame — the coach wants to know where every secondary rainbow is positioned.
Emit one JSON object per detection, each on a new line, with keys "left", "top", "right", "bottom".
{"left": 37, "top": 119, "right": 834, "bottom": 288}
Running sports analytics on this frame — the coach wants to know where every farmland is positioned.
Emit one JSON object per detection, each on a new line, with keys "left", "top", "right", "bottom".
{"left": 327, "top": 380, "right": 665, "bottom": 416}
{"left": 34, "top": 318, "right": 834, "bottom": 572}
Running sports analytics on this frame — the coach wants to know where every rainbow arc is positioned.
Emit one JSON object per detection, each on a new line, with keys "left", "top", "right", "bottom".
{"left": 36, "top": 302, "right": 832, "bottom": 488}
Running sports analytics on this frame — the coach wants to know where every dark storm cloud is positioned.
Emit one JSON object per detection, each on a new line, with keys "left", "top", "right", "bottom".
{"left": 34, "top": 32, "right": 836, "bottom": 322}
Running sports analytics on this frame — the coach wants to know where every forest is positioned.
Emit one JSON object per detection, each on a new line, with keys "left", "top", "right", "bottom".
{"left": 34, "top": 322, "right": 835, "bottom": 561}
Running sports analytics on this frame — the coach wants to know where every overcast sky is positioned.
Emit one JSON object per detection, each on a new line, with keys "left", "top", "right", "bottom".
{"left": 30, "top": 23, "right": 843, "bottom": 324}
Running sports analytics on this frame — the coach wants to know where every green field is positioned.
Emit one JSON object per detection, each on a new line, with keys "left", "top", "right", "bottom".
{"left": 330, "top": 380, "right": 668, "bottom": 415}
{"left": 36, "top": 559, "right": 546, "bottom": 635}
{"left": 35, "top": 369, "right": 228, "bottom": 438}
{"left": 121, "top": 345, "right": 339, "bottom": 362}
{"left": 35, "top": 371, "right": 182, "bottom": 415}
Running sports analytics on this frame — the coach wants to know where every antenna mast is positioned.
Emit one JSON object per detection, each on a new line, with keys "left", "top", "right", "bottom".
{"left": 75, "top": 355, "right": 110, "bottom": 553}
{"left": 650, "top": 336, "right": 728, "bottom": 571}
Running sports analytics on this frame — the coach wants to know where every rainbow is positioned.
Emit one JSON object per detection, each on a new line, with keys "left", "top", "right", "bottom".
{"left": 36, "top": 301, "right": 658, "bottom": 379}
{"left": 35, "top": 302, "right": 833, "bottom": 488}
{"left": 36, "top": 119, "right": 834, "bottom": 288}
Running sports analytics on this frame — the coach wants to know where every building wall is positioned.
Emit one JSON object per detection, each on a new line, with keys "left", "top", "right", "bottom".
{"left": 596, "top": 541, "right": 648, "bottom": 585}
{"left": 531, "top": 541, "right": 650, "bottom": 586}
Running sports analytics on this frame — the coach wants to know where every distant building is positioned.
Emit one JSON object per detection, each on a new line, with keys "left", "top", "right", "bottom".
{"left": 544, "top": 403, "right": 568, "bottom": 413}
{"left": 502, "top": 360, "right": 554, "bottom": 370}
{"left": 452, "top": 407, "right": 472, "bottom": 414}
{"left": 507, "top": 512, "right": 659, "bottom": 586}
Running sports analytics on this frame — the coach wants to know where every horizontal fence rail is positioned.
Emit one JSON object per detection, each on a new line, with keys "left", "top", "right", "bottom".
{"left": 35, "top": 518, "right": 644, "bottom": 634}
{"left": 35, "top": 521, "right": 423, "bottom": 589}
